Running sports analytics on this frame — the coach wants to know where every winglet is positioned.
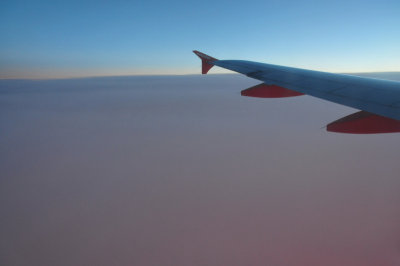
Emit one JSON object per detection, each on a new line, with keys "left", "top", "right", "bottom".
{"left": 193, "top": 50, "right": 218, "bottom": 74}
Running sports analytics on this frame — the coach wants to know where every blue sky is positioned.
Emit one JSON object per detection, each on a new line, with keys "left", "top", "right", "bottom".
{"left": 1, "top": 0, "right": 399, "bottom": 78}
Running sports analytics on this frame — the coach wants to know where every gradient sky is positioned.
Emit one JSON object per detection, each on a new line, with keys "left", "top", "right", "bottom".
{"left": 1, "top": 0, "right": 400, "bottom": 78}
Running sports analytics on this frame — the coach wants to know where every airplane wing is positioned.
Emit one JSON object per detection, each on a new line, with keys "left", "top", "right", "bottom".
{"left": 193, "top": 50, "right": 400, "bottom": 134}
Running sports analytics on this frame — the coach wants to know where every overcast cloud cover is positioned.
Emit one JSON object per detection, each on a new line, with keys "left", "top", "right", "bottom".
{"left": 1, "top": 74, "right": 400, "bottom": 265}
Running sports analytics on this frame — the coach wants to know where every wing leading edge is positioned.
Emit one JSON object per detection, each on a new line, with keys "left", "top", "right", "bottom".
{"left": 193, "top": 50, "right": 400, "bottom": 133}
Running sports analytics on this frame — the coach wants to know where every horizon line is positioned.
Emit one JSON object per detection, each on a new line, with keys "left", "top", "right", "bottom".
{"left": 1, "top": 71, "right": 400, "bottom": 81}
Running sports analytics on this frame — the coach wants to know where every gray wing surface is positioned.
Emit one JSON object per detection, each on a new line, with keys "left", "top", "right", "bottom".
{"left": 213, "top": 60, "right": 400, "bottom": 121}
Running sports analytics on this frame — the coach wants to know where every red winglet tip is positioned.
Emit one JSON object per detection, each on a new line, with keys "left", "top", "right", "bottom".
{"left": 193, "top": 50, "right": 217, "bottom": 74}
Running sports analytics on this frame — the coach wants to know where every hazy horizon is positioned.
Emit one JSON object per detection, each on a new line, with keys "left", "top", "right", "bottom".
{"left": 2, "top": 71, "right": 400, "bottom": 81}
